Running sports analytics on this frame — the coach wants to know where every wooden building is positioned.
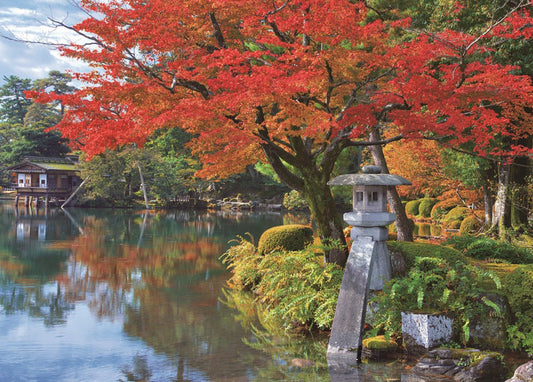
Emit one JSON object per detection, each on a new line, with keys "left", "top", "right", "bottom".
{"left": 9, "top": 156, "right": 82, "bottom": 207}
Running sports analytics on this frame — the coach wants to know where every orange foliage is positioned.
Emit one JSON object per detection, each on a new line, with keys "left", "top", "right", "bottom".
{"left": 383, "top": 132, "right": 453, "bottom": 198}
{"left": 27, "top": 0, "right": 533, "bottom": 180}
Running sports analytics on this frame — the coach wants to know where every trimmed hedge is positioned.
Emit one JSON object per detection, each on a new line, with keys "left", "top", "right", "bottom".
{"left": 418, "top": 198, "right": 438, "bottom": 218}
{"left": 405, "top": 200, "right": 421, "bottom": 216}
{"left": 431, "top": 199, "right": 457, "bottom": 221}
{"left": 257, "top": 224, "right": 314, "bottom": 255}
{"left": 459, "top": 216, "right": 483, "bottom": 236}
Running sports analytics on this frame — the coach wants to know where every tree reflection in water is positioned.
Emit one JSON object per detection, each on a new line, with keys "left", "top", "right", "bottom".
{"left": 1, "top": 204, "right": 330, "bottom": 380}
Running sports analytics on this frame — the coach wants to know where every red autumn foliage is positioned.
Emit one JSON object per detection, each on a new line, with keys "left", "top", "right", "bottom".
{"left": 27, "top": 0, "right": 532, "bottom": 180}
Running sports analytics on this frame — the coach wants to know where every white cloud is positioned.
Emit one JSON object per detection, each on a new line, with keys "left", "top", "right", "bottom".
{"left": 0, "top": 0, "right": 89, "bottom": 81}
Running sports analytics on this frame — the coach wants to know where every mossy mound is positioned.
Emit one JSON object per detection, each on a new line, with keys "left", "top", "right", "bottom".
{"left": 418, "top": 198, "right": 438, "bottom": 218}
{"left": 363, "top": 335, "right": 398, "bottom": 350}
{"left": 442, "top": 206, "right": 470, "bottom": 229}
{"left": 459, "top": 216, "right": 483, "bottom": 235}
{"left": 362, "top": 335, "right": 398, "bottom": 360}
{"left": 257, "top": 224, "right": 314, "bottom": 255}
{"left": 431, "top": 199, "right": 457, "bottom": 221}
{"left": 405, "top": 200, "right": 422, "bottom": 217}
{"left": 386, "top": 241, "right": 465, "bottom": 270}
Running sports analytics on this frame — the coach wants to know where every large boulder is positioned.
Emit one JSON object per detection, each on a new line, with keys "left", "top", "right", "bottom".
{"left": 468, "top": 293, "right": 512, "bottom": 349}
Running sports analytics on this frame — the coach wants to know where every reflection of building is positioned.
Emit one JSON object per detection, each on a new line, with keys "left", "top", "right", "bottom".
{"left": 16, "top": 221, "right": 47, "bottom": 241}
{"left": 9, "top": 156, "right": 82, "bottom": 207}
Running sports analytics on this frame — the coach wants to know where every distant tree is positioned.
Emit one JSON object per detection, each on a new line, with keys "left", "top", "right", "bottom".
{"left": 0, "top": 72, "right": 74, "bottom": 186}
{"left": 0, "top": 75, "right": 32, "bottom": 124}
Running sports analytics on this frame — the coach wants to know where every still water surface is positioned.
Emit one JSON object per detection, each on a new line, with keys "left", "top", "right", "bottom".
{"left": 0, "top": 202, "right": 406, "bottom": 381}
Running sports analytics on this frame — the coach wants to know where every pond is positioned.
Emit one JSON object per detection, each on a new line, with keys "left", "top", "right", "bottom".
{"left": 0, "top": 201, "right": 408, "bottom": 381}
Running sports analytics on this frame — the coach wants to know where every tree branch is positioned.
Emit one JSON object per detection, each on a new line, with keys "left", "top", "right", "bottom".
{"left": 209, "top": 12, "right": 227, "bottom": 49}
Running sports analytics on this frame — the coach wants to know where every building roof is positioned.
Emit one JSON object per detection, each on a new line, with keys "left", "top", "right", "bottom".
{"left": 9, "top": 156, "right": 80, "bottom": 173}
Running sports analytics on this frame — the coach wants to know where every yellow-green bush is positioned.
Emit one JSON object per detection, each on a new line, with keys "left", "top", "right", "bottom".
{"left": 418, "top": 198, "right": 438, "bottom": 218}
{"left": 405, "top": 200, "right": 421, "bottom": 216}
{"left": 459, "top": 216, "right": 483, "bottom": 236}
{"left": 257, "top": 224, "right": 314, "bottom": 255}
{"left": 221, "top": 236, "right": 343, "bottom": 330}
{"left": 442, "top": 206, "right": 470, "bottom": 229}
{"left": 431, "top": 199, "right": 457, "bottom": 221}
{"left": 282, "top": 190, "right": 308, "bottom": 211}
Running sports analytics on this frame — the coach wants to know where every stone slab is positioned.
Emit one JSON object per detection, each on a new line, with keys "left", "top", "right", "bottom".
{"left": 327, "top": 236, "right": 375, "bottom": 358}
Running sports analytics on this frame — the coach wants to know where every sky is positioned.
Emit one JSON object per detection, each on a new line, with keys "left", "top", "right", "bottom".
{"left": 0, "top": 0, "right": 88, "bottom": 82}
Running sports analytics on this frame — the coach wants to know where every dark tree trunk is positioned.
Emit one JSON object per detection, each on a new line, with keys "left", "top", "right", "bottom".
{"left": 258, "top": 130, "right": 348, "bottom": 267}
{"left": 368, "top": 129, "right": 413, "bottom": 241}
{"left": 510, "top": 155, "right": 531, "bottom": 231}
{"left": 300, "top": 174, "right": 348, "bottom": 267}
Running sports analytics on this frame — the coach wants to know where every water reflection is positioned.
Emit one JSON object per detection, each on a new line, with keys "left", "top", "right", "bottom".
{"left": 0, "top": 202, "right": 412, "bottom": 381}
{"left": 0, "top": 202, "right": 320, "bottom": 381}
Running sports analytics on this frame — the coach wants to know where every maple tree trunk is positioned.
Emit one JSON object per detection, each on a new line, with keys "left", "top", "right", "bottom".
{"left": 509, "top": 157, "right": 530, "bottom": 231}
{"left": 300, "top": 180, "right": 348, "bottom": 267}
{"left": 259, "top": 136, "right": 348, "bottom": 268}
{"left": 368, "top": 130, "right": 413, "bottom": 242}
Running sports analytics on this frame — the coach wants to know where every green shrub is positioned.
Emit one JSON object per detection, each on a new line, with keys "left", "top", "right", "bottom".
{"left": 503, "top": 265, "right": 533, "bottom": 354}
{"left": 387, "top": 241, "right": 466, "bottom": 270}
{"left": 282, "top": 190, "right": 308, "bottom": 211}
{"left": 254, "top": 247, "right": 343, "bottom": 329}
{"left": 405, "top": 200, "right": 421, "bottom": 216}
{"left": 444, "top": 236, "right": 533, "bottom": 264}
{"left": 418, "top": 198, "right": 438, "bottom": 218}
{"left": 257, "top": 224, "right": 314, "bottom": 255}
{"left": 467, "top": 239, "right": 533, "bottom": 264}
{"left": 431, "top": 199, "right": 457, "bottom": 221}
{"left": 221, "top": 235, "right": 263, "bottom": 290}
{"left": 459, "top": 216, "right": 483, "bottom": 236}
{"left": 370, "top": 256, "right": 502, "bottom": 345}
{"left": 221, "top": 237, "right": 344, "bottom": 330}
{"left": 443, "top": 235, "right": 480, "bottom": 252}
{"left": 443, "top": 206, "right": 470, "bottom": 223}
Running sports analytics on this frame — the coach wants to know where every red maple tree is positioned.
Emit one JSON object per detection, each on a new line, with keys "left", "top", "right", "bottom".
{"left": 31, "top": 0, "right": 533, "bottom": 265}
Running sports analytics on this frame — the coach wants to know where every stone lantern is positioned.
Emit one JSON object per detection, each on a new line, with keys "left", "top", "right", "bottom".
{"left": 326, "top": 165, "right": 411, "bottom": 360}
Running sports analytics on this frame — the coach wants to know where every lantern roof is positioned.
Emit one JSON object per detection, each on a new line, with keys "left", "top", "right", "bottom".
{"left": 328, "top": 165, "right": 411, "bottom": 187}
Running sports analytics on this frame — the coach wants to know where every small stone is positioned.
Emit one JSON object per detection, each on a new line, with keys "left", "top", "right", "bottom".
{"left": 361, "top": 165, "right": 382, "bottom": 174}
{"left": 291, "top": 358, "right": 315, "bottom": 368}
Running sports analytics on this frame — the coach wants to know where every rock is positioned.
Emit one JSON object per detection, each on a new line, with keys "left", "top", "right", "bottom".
{"left": 506, "top": 360, "right": 533, "bottom": 382}
{"left": 291, "top": 358, "right": 315, "bottom": 368}
{"left": 469, "top": 293, "right": 512, "bottom": 349}
{"left": 408, "top": 348, "right": 507, "bottom": 382}
{"left": 361, "top": 335, "right": 398, "bottom": 361}
{"left": 453, "top": 354, "right": 507, "bottom": 381}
